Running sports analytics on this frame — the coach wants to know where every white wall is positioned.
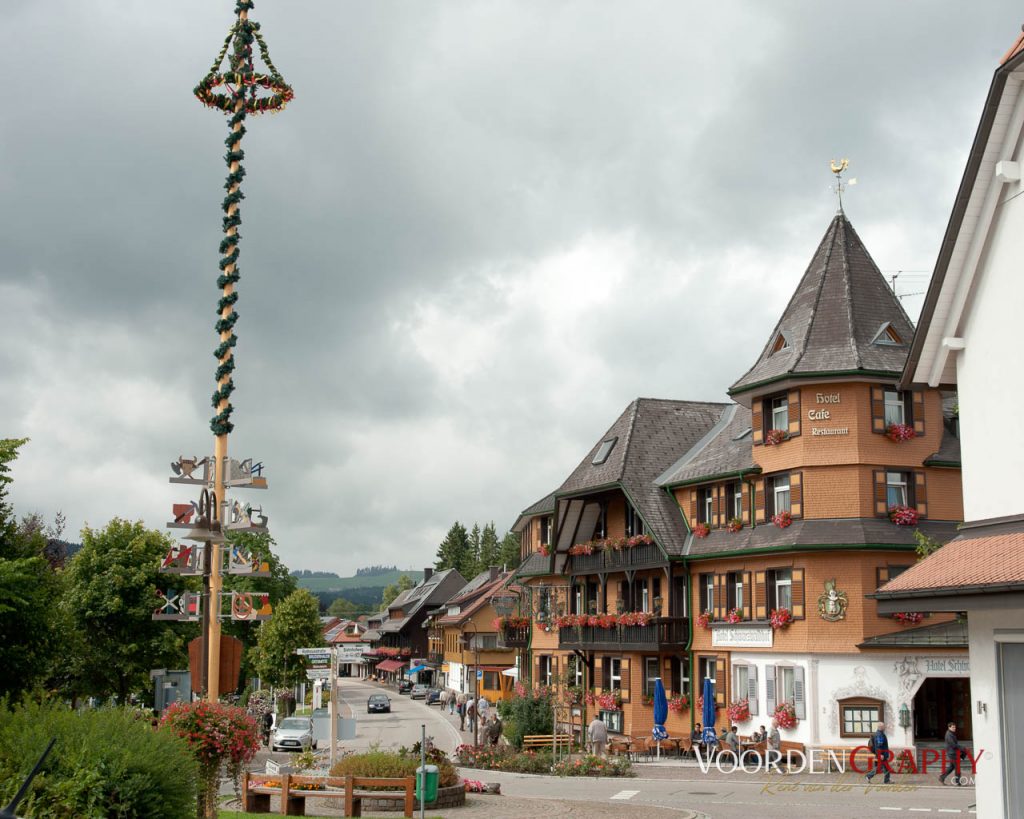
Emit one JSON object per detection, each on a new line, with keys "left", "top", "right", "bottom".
{"left": 957, "top": 186, "right": 1024, "bottom": 522}
{"left": 447, "top": 661, "right": 464, "bottom": 694}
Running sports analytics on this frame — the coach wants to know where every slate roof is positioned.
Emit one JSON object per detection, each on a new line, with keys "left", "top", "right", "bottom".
{"left": 514, "top": 552, "right": 553, "bottom": 577}
{"left": 685, "top": 518, "right": 959, "bottom": 558}
{"left": 656, "top": 404, "right": 757, "bottom": 487}
{"left": 731, "top": 214, "right": 915, "bottom": 395}
{"left": 858, "top": 619, "right": 967, "bottom": 649}
{"left": 511, "top": 490, "right": 557, "bottom": 533}
{"left": 558, "top": 398, "right": 729, "bottom": 557}
{"left": 437, "top": 570, "right": 512, "bottom": 626}
{"left": 925, "top": 426, "right": 961, "bottom": 466}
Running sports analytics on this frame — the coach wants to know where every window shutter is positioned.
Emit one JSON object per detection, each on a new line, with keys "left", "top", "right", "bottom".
{"left": 873, "top": 470, "right": 888, "bottom": 516}
{"left": 793, "top": 666, "right": 806, "bottom": 719}
{"left": 754, "top": 480, "right": 766, "bottom": 524}
{"left": 713, "top": 575, "right": 725, "bottom": 620}
{"left": 877, "top": 566, "right": 890, "bottom": 589}
{"left": 791, "top": 471, "right": 803, "bottom": 519}
{"left": 714, "top": 486, "right": 724, "bottom": 528}
{"left": 618, "top": 580, "right": 628, "bottom": 612}
{"left": 741, "top": 482, "right": 751, "bottom": 524}
{"left": 669, "top": 657, "right": 679, "bottom": 695}
{"left": 871, "top": 386, "right": 886, "bottom": 433}
{"left": 600, "top": 656, "right": 610, "bottom": 692}
{"left": 689, "top": 490, "right": 698, "bottom": 528}
{"left": 752, "top": 399, "right": 764, "bottom": 445}
{"left": 711, "top": 485, "right": 719, "bottom": 528}
{"left": 787, "top": 389, "right": 802, "bottom": 437}
{"left": 755, "top": 571, "right": 767, "bottom": 620}
{"left": 620, "top": 657, "right": 631, "bottom": 701}
{"left": 914, "top": 471, "right": 928, "bottom": 518}
{"left": 747, "top": 665, "right": 759, "bottom": 716}
{"left": 742, "top": 571, "right": 752, "bottom": 621}
{"left": 791, "top": 568, "right": 805, "bottom": 619}
{"left": 534, "top": 656, "right": 542, "bottom": 688}
{"left": 715, "top": 660, "right": 726, "bottom": 706}
{"left": 765, "top": 665, "right": 776, "bottom": 713}
{"left": 911, "top": 390, "right": 926, "bottom": 436}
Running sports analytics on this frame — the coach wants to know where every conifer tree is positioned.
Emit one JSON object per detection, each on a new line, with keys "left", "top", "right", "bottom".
{"left": 478, "top": 522, "right": 500, "bottom": 573}
{"left": 434, "top": 521, "right": 471, "bottom": 577}
{"left": 468, "top": 523, "right": 482, "bottom": 576}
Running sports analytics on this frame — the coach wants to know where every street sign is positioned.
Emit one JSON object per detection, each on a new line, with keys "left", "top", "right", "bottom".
{"left": 477, "top": 670, "right": 483, "bottom": 680}
{"left": 295, "top": 647, "right": 330, "bottom": 656}
{"left": 306, "top": 669, "right": 330, "bottom": 680}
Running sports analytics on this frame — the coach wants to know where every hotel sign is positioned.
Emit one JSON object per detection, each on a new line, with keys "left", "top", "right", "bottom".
{"left": 809, "top": 391, "right": 849, "bottom": 437}
{"left": 712, "top": 625, "right": 773, "bottom": 648}
{"left": 923, "top": 657, "right": 970, "bottom": 675}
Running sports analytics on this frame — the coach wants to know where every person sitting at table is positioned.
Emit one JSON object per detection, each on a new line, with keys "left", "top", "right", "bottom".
{"left": 751, "top": 725, "right": 767, "bottom": 743}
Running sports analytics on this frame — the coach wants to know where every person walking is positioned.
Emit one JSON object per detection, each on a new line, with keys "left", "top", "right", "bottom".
{"left": 466, "top": 698, "right": 477, "bottom": 734}
{"left": 939, "top": 722, "right": 963, "bottom": 785}
{"left": 588, "top": 715, "right": 608, "bottom": 757}
{"left": 448, "top": 690, "right": 456, "bottom": 715}
{"left": 486, "top": 713, "right": 503, "bottom": 747}
{"left": 477, "top": 694, "right": 490, "bottom": 721}
{"left": 865, "top": 722, "right": 892, "bottom": 784}
{"left": 457, "top": 696, "right": 467, "bottom": 731}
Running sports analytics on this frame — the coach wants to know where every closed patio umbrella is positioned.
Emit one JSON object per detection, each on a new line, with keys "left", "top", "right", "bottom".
{"left": 701, "top": 677, "right": 717, "bottom": 746}
{"left": 652, "top": 678, "right": 668, "bottom": 759}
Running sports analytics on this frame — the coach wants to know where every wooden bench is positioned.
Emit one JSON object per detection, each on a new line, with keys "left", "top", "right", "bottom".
{"left": 242, "top": 772, "right": 415, "bottom": 817}
{"left": 523, "top": 733, "right": 573, "bottom": 750}
{"left": 778, "top": 740, "right": 806, "bottom": 767}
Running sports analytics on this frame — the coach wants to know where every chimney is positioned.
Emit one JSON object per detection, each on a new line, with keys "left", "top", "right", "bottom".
{"left": 423, "top": 567, "right": 433, "bottom": 581}
{"left": 489, "top": 566, "right": 499, "bottom": 581}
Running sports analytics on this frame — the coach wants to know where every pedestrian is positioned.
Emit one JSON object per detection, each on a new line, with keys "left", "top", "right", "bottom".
{"left": 466, "top": 698, "right": 477, "bottom": 733}
{"left": 865, "top": 722, "right": 892, "bottom": 784}
{"left": 767, "top": 720, "right": 782, "bottom": 771}
{"left": 457, "top": 698, "right": 466, "bottom": 731}
{"left": 448, "top": 690, "right": 456, "bottom": 715}
{"left": 487, "top": 713, "right": 503, "bottom": 747}
{"left": 939, "top": 722, "right": 963, "bottom": 785}
{"left": 477, "top": 694, "right": 489, "bottom": 720}
{"left": 588, "top": 715, "right": 608, "bottom": 757}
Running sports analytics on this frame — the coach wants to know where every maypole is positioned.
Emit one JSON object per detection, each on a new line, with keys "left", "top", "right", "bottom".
{"left": 154, "top": 1, "right": 292, "bottom": 705}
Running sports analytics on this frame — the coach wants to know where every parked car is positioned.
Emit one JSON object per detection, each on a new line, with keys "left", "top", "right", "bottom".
{"left": 397, "top": 679, "right": 413, "bottom": 694}
{"left": 410, "top": 684, "right": 428, "bottom": 700}
{"left": 271, "top": 717, "right": 316, "bottom": 753}
{"left": 367, "top": 694, "right": 391, "bottom": 714}
{"left": 425, "top": 688, "right": 441, "bottom": 705}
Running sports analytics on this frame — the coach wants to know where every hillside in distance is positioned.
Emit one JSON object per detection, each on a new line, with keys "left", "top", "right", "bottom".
{"left": 292, "top": 567, "right": 424, "bottom": 593}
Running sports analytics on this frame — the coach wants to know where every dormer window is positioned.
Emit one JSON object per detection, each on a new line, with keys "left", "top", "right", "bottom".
{"left": 770, "top": 333, "right": 790, "bottom": 355}
{"left": 871, "top": 322, "right": 904, "bottom": 346}
{"left": 592, "top": 437, "right": 617, "bottom": 465}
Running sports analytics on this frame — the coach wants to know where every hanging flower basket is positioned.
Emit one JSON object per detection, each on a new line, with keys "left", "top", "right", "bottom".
{"left": 727, "top": 699, "right": 751, "bottom": 723}
{"left": 765, "top": 428, "right": 789, "bottom": 446}
{"left": 769, "top": 608, "right": 793, "bottom": 630}
{"left": 693, "top": 522, "right": 710, "bottom": 539}
{"left": 727, "top": 517, "right": 743, "bottom": 533}
{"left": 772, "top": 511, "right": 793, "bottom": 529}
{"left": 892, "top": 612, "right": 924, "bottom": 625}
{"left": 773, "top": 701, "right": 798, "bottom": 729}
{"left": 696, "top": 611, "right": 712, "bottom": 629}
{"left": 888, "top": 505, "right": 919, "bottom": 526}
{"left": 886, "top": 423, "right": 917, "bottom": 443}
{"left": 725, "top": 608, "right": 742, "bottom": 624}
{"left": 668, "top": 694, "right": 689, "bottom": 713}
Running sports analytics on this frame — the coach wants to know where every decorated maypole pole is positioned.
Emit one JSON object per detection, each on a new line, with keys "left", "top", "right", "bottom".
{"left": 154, "top": 1, "right": 292, "bottom": 705}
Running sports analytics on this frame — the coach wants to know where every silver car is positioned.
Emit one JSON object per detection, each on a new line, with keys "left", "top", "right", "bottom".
{"left": 272, "top": 717, "right": 317, "bottom": 753}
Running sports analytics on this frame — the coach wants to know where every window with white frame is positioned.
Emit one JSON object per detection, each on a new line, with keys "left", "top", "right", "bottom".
{"left": 571, "top": 656, "right": 584, "bottom": 688}
{"left": 539, "top": 515, "right": 552, "bottom": 546}
{"left": 538, "top": 655, "right": 553, "bottom": 687}
{"left": 671, "top": 655, "right": 691, "bottom": 697}
{"left": 770, "top": 568, "right": 793, "bottom": 611}
{"left": 777, "top": 665, "right": 795, "bottom": 704}
{"left": 699, "top": 487, "right": 714, "bottom": 524}
{"left": 573, "top": 584, "right": 583, "bottom": 615}
{"left": 600, "top": 710, "right": 624, "bottom": 733}
{"left": 839, "top": 698, "right": 884, "bottom": 738}
{"left": 883, "top": 389, "right": 906, "bottom": 426}
{"left": 734, "top": 664, "right": 750, "bottom": 701}
{"left": 609, "top": 658, "right": 622, "bottom": 690}
{"left": 886, "top": 471, "right": 910, "bottom": 508}
{"left": 644, "top": 657, "right": 659, "bottom": 696}
{"left": 701, "top": 573, "right": 714, "bottom": 613}
{"left": 728, "top": 482, "right": 742, "bottom": 520}
{"left": 726, "top": 571, "right": 743, "bottom": 612}
{"left": 625, "top": 502, "right": 645, "bottom": 537}
{"left": 768, "top": 475, "right": 791, "bottom": 516}
{"left": 769, "top": 395, "right": 788, "bottom": 432}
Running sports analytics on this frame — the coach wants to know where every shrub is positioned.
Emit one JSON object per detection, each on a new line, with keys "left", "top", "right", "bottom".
{"left": 551, "top": 754, "right": 633, "bottom": 777}
{"left": 0, "top": 699, "right": 198, "bottom": 818}
{"left": 455, "top": 744, "right": 553, "bottom": 773}
{"left": 497, "top": 686, "right": 553, "bottom": 749}
{"left": 330, "top": 749, "right": 458, "bottom": 788}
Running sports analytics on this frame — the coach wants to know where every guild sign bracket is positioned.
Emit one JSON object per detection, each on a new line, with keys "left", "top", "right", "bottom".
{"left": 159, "top": 543, "right": 206, "bottom": 576}
{"left": 153, "top": 589, "right": 202, "bottom": 622}
{"left": 220, "top": 591, "right": 273, "bottom": 621}
{"left": 224, "top": 457, "right": 268, "bottom": 490}
{"left": 222, "top": 544, "right": 272, "bottom": 577}
{"left": 169, "top": 455, "right": 214, "bottom": 486}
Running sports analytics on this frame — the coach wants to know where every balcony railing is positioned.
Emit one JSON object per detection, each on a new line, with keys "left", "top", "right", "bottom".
{"left": 558, "top": 616, "right": 688, "bottom": 651}
{"left": 497, "top": 623, "right": 530, "bottom": 649}
{"left": 427, "top": 650, "right": 444, "bottom": 665}
{"left": 568, "top": 542, "right": 663, "bottom": 573}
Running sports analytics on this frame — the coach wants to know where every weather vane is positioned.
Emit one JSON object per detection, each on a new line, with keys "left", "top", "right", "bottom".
{"left": 830, "top": 158, "right": 857, "bottom": 213}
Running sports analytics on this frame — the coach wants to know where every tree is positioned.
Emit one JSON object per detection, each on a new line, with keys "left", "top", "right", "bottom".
{"left": 62, "top": 518, "right": 194, "bottom": 703}
{"left": 253, "top": 588, "right": 323, "bottom": 687}
{"left": 327, "top": 596, "right": 359, "bottom": 618}
{"left": 477, "top": 522, "right": 500, "bottom": 573}
{"left": 381, "top": 574, "right": 415, "bottom": 608}
{"left": 434, "top": 521, "right": 471, "bottom": 577}
{"left": 468, "top": 523, "right": 481, "bottom": 575}
{"left": 914, "top": 530, "right": 944, "bottom": 560}
{"left": 498, "top": 530, "right": 521, "bottom": 570}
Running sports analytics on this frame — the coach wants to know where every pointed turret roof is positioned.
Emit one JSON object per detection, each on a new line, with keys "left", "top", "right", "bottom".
{"left": 730, "top": 214, "right": 915, "bottom": 396}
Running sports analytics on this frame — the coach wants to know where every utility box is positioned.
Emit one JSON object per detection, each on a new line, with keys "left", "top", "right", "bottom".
{"left": 151, "top": 669, "right": 191, "bottom": 714}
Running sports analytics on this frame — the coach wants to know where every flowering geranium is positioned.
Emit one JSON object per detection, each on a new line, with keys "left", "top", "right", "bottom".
{"left": 696, "top": 694, "right": 717, "bottom": 713}
{"left": 569, "top": 542, "right": 595, "bottom": 556}
{"left": 597, "top": 690, "right": 623, "bottom": 711}
{"left": 727, "top": 699, "right": 751, "bottom": 723}
{"left": 893, "top": 612, "right": 924, "bottom": 625}
{"left": 772, "top": 511, "right": 793, "bottom": 528}
{"left": 773, "top": 701, "right": 798, "bottom": 729}
{"left": 494, "top": 615, "right": 531, "bottom": 630}
{"left": 886, "top": 423, "right": 916, "bottom": 443}
{"left": 160, "top": 700, "right": 260, "bottom": 818}
{"left": 641, "top": 693, "right": 653, "bottom": 707}
{"left": 889, "top": 505, "right": 919, "bottom": 526}
{"left": 696, "top": 611, "right": 712, "bottom": 629}
{"left": 769, "top": 608, "right": 793, "bottom": 629}
{"left": 463, "top": 778, "right": 487, "bottom": 793}
{"left": 668, "top": 694, "right": 689, "bottom": 713}
{"left": 693, "top": 522, "right": 710, "bottom": 539}
{"left": 726, "top": 608, "right": 742, "bottom": 624}
{"left": 617, "top": 611, "right": 653, "bottom": 627}
{"left": 626, "top": 534, "right": 654, "bottom": 547}
{"left": 765, "top": 428, "right": 788, "bottom": 446}
{"left": 538, "top": 543, "right": 550, "bottom": 556}
{"left": 727, "top": 517, "right": 743, "bottom": 533}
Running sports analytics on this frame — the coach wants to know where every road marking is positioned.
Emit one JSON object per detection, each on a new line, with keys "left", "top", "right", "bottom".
{"left": 937, "top": 811, "right": 962, "bottom": 814}
{"left": 610, "top": 790, "right": 639, "bottom": 800}
{"left": 879, "top": 809, "right": 902, "bottom": 812}
{"left": 908, "top": 810, "right": 932, "bottom": 813}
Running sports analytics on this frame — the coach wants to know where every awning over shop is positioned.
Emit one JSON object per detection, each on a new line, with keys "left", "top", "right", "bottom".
{"left": 406, "top": 664, "right": 427, "bottom": 676}
{"left": 376, "top": 660, "right": 407, "bottom": 673}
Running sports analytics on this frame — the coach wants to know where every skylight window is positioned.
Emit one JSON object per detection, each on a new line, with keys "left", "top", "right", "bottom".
{"left": 871, "top": 322, "right": 904, "bottom": 346}
{"left": 770, "top": 333, "right": 790, "bottom": 355}
{"left": 592, "top": 437, "right": 617, "bottom": 465}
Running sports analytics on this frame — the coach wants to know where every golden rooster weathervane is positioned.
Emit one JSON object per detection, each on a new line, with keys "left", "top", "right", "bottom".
{"left": 830, "top": 158, "right": 857, "bottom": 213}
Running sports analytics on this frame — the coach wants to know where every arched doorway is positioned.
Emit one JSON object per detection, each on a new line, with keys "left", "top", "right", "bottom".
{"left": 913, "top": 677, "right": 972, "bottom": 741}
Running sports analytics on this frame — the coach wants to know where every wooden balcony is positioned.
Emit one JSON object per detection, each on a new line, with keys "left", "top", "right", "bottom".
{"left": 497, "top": 623, "right": 530, "bottom": 649}
{"left": 427, "top": 650, "right": 444, "bottom": 665}
{"left": 567, "top": 542, "right": 663, "bottom": 574}
{"left": 558, "top": 616, "right": 688, "bottom": 652}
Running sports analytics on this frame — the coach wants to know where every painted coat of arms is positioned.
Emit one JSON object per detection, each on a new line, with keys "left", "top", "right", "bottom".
{"left": 818, "top": 578, "right": 848, "bottom": 621}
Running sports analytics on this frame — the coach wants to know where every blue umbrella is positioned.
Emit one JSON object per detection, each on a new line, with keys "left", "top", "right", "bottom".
{"left": 701, "top": 677, "right": 717, "bottom": 746}
{"left": 652, "top": 678, "right": 668, "bottom": 758}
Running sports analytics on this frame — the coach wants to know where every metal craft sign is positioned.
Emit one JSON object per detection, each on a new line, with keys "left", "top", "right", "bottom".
{"left": 711, "top": 625, "right": 773, "bottom": 648}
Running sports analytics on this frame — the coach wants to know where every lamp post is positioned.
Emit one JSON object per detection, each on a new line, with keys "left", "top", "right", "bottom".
{"left": 462, "top": 620, "right": 480, "bottom": 748}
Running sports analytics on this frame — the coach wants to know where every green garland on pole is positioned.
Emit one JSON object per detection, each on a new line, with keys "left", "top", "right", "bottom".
{"left": 195, "top": 0, "right": 293, "bottom": 436}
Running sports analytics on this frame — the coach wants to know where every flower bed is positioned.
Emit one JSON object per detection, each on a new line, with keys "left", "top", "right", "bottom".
{"left": 892, "top": 612, "right": 924, "bottom": 625}
{"left": 765, "top": 428, "right": 788, "bottom": 446}
{"left": 886, "top": 422, "right": 916, "bottom": 442}
{"left": 551, "top": 755, "right": 633, "bottom": 777}
{"left": 773, "top": 702, "right": 798, "bottom": 729}
{"left": 455, "top": 745, "right": 553, "bottom": 774}
{"left": 772, "top": 510, "right": 793, "bottom": 528}
{"left": 769, "top": 608, "right": 793, "bottom": 630}
{"left": 889, "top": 505, "right": 919, "bottom": 526}
{"left": 727, "top": 699, "right": 750, "bottom": 723}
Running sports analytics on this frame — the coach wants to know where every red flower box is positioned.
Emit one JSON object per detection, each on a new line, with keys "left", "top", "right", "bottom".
{"left": 696, "top": 611, "right": 712, "bottom": 629}
{"left": 693, "top": 522, "right": 710, "bottom": 539}
{"left": 727, "top": 517, "right": 743, "bottom": 533}
{"left": 668, "top": 694, "right": 689, "bottom": 713}
{"left": 765, "top": 428, "right": 788, "bottom": 446}
{"left": 886, "top": 423, "right": 916, "bottom": 442}
{"left": 773, "top": 701, "right": 797, "bottom": 729}
{"left": 725, "top": 608, "right": 742, "bottom": 624}
{"left": 888, "top": 505, "right": 918, "bottom": 526}
{"left": 727, "top": 699, "right": 750, "bottom": 723}
{"left": 892, "top": 612, "right": 924, "bottom": 625}
{"left": 772, "top": 511, "right": 793, "bottom": 529}
{"left": 769, "top": 608, "right": 793, "bottom": 630}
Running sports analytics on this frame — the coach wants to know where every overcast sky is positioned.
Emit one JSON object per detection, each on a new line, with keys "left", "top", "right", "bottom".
{"left": 1, "top": 1, "right": 1018, "bottom": 575}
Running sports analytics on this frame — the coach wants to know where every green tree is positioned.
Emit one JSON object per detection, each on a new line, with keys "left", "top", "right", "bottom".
{"left": 327, "top": 596, "right": 359, "bottom": 618}
{"left": 468, "top": 523, "right": 481, "bottom": 575}
{"left": 434, "top": 521, "right": 471, "bottom": 577}
{"left": 498, "top": 530, "right": 521, "bottom": 570}
{"left": 253, "top": 588, "right": 323, "bottom": 687}
{"left": 0, "top": 439, "right": 63, "bottom": 698}
{"left": 914, "top": 530, "right": 944, "bottom": 559}
{"left": 62, "top": 518, "right": 194, "bottom": 703}
{"left": 381, "top": 574, "right": 415, "bottom": 608}
{"left": 477, "top": 522, "right": 500, "bottom": 573}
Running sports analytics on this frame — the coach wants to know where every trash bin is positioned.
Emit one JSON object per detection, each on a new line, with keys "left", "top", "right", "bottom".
{"left": 415, "top": 764, "right": 439, "bottom": 804}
